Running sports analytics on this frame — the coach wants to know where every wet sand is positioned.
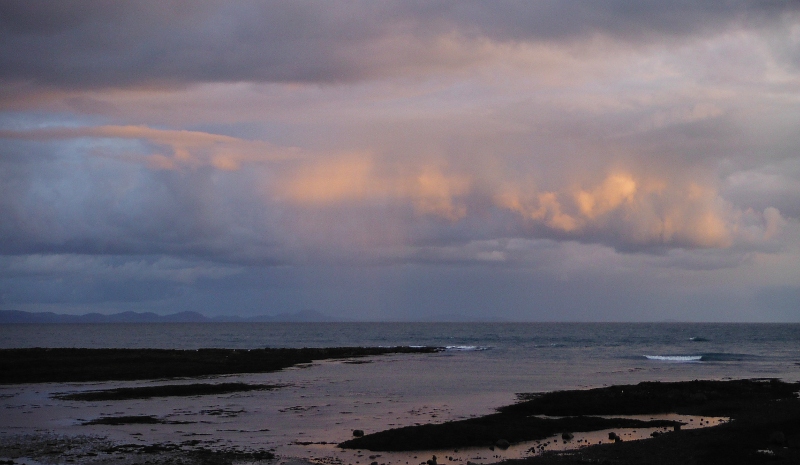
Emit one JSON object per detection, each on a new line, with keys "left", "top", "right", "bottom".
{"left": 2, "top": 347, "right": 800, "bottom": 465}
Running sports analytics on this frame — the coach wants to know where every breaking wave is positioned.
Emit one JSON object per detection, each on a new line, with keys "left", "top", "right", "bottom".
{"left": 445, "top": 345, "right": 490, "bottom": 352}
{"left": 644, "top": 355, "right": 703, "bottom": 362}
{"left": 644, "top": 353, "right": 756, "bottom": 362}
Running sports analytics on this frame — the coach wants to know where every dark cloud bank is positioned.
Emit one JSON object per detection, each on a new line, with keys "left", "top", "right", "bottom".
{"left": 1, "top": 0, "right": 798, "bottom": 89}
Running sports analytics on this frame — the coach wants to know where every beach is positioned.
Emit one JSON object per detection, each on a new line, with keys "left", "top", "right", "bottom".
{"left": 1, "top": 323, "right": 799, "bottom": 465}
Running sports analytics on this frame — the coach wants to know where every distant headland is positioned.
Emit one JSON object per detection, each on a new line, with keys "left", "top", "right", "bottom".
{"left": 0, "top": 309, "right": 341, "bottom": 324}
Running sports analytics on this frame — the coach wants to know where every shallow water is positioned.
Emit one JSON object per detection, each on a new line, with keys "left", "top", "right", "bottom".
{"left": 1, "top": 323, "right": 799, "bottom": 463}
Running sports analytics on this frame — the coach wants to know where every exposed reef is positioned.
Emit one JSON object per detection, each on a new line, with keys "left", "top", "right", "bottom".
{"left": 340, "top": 379, "right": 800, "bottom": 465}
{"left": 54, "top": 382, "right": 282, "bottom": 401}
{"left": 0, "top": 346, "right": 440, "bottom": 384}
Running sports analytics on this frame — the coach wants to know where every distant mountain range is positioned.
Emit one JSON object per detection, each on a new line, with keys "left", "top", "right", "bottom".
{"left": 0, "top": 309, "right": 341, "bottom": 324}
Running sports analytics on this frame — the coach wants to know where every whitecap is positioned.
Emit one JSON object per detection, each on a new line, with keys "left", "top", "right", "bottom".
{"left": 644, "top": 355, "right": 702, "bottom": 362}
{"left": 445, "top": 345, "right": 490, "bottom": 351}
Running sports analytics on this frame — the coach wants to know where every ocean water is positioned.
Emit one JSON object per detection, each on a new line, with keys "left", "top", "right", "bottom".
{"left": 1, "top": 323, "right": 799, "bottom": 463}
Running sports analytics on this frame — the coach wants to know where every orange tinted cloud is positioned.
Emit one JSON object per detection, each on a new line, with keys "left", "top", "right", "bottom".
{"left": 283, "top": 158, "right": 736, "bottom": 248}
{"left": 280, "top": 155, "right": 470, "bottom": 221}
{"left": 575, "top": 173, "right": 638, "bottom": 219}
{"left": 495, "top": 189, "right": 579, "bottom": 232}
{"left": 0, "top": 126, "right": 761, "bottom": 250}
{"left": 0, "top": 125, "right": 299, "bottom": 170}
{"left": 495, "top": 172, "right": 733, "bottom": 248}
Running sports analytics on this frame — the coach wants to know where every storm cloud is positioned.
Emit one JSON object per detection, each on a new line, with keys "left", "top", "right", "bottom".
{"left": 1, "top": 1, "right": 799, "bottom": 320}
{"left": 1, "top": 1, "right": 798, "bottom": 89}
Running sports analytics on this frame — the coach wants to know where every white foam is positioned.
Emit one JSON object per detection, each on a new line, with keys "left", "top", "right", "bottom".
{"left": 445, "top": 345, "right": 489, "bottom": 351}
{"left": 644, "top": 355, "right": 702, "bottom": 362}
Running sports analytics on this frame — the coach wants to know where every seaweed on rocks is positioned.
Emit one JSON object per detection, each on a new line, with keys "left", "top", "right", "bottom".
{"left": 54, "top": 382, "right": 282, "bottom": 401}
{"left": 101, "top": 443, "right": 275, "bottom": 464}
{"left": 0, "top": 346, "right": 441, "bottom": 384}
{"left": 513, "top": 391, "right": 800, "bottom": 465}
{"left": 82, "top": 415, "right": 191, "bottom": 425}
{"left": 0, "top": 433, "right": 274, "bottom": 465}
{"left": 340, "top": 378, "right": 800, "bottom": 465}
{"left": 504, "top": 378, "right": 800, "bottom": 417}
{"left": 339, "top": 414, "right": 678, "bottom": 451}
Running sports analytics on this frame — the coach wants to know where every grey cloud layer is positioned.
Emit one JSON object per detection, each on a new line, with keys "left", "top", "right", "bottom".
{"left": 1, "top": 2, "right": 799, "bottom": 319}
{"left": 1, "top": 0, "right": 798, "bottom": 89}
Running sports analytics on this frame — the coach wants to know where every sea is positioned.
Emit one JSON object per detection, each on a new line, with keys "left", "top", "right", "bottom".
{"left": 1, "top": 323, "right": 799, "bottom": 464}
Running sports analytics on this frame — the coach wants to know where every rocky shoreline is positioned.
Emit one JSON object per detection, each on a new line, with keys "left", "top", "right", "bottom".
{"left": 0, "top": 433, "right": 276, "bottom": 465}
{"left": 53, "top": 382, "right": 283, "bottom": 401}
{"left": 0, "top": 346, "right": 441, "bottom": 384}
{"left": 2, "top": 346, "right": 800, "bottom": 465}
{"left": 341, "top": 379, "right": 800, "bottom": 465}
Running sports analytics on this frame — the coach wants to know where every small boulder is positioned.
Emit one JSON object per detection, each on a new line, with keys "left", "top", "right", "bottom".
{"left": 495, "top": 439, "right": 510, "bottom": 450}
{"left": 426, "top": 455, "right": 437, "bottom": 465}
{"left": 352, "top": 429, "right": 364, "bottom": 437}
{"left": 608, "top": 432, "right": 619, "bottom": 440}
{"left": 769, "top": 431, "right": 786, "bottom": 445}
{"left": 561, "top": 432, "right": 574, "bottom": 441}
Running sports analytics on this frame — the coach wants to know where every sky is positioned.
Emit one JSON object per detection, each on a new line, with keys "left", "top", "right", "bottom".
{"left": 1, "top": 1, "right": 799, "bottom": 322}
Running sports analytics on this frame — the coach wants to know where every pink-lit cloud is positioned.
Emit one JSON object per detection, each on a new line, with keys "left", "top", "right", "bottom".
{"left": 1, "top": 1, "right": 799, "bottom": 320}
